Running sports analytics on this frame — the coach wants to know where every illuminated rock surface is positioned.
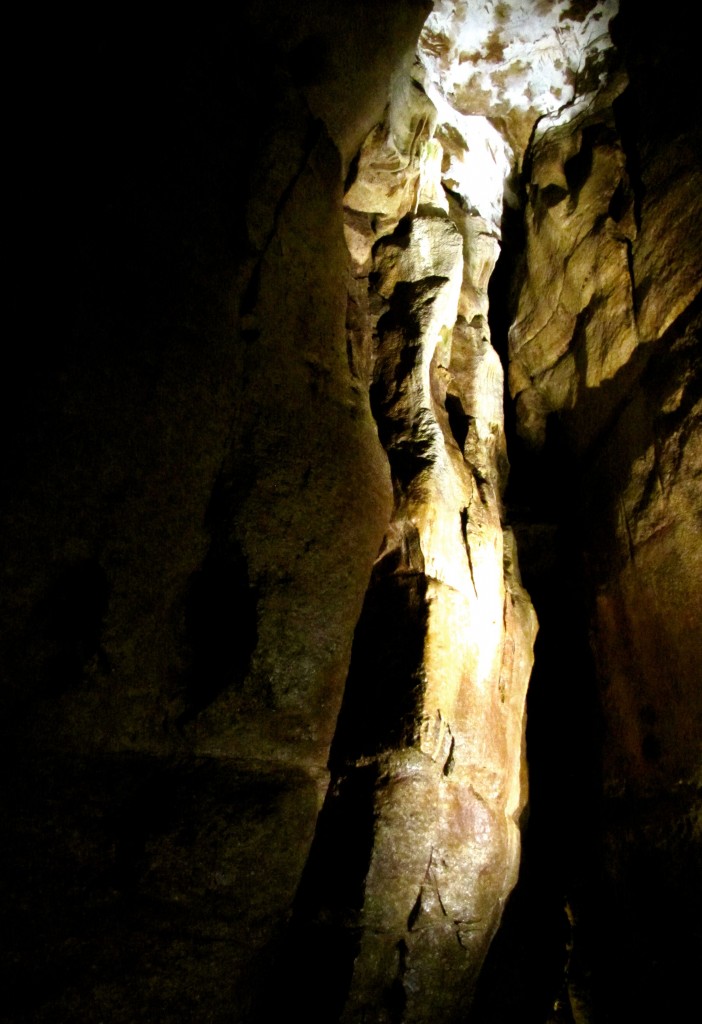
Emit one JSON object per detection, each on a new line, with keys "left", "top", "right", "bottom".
{"left": 419, "top": 0, "right": 620, "bottom": 159}
{"left": 1, "top": 2, "right": 700, "bottom": 1022}
{"left": 288, "top": 205, "right": 536, "bottom": 1020}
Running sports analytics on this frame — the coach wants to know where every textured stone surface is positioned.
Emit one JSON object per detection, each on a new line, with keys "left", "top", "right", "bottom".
{"left": 1, "top": 5, "right": 427, "bottom": 1021}
{"left": 344, "top": 57, "right": 438, "bottom": 235}
{"left": 500, "top": 3, "right": 702, "bottom": 1016}
{"left": 508, "top": 91, "right": 638, "bottom": 448}
{"left": 3, "top": 1, "right": 701, "bottom": 1021}
{"left": 285, "top": 186, "right": 536, "bottom": 1019}
{"left": 418, "top": 0, "right": 620, "bottom": 161}
{"left": 3, "top": 755, "right": 318, "bottom": 1024}
{"left": 508, "top": 73, "right": 702, "bottom": 454}
{"left": 583, "top": 302, "right": 702, "bottom": 785}
{"left": 577, "top": 303, "right": 702, "bottom": 1022}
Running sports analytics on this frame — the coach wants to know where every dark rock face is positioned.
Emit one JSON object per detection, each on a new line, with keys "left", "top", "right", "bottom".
{"left": 2, "top": 1, "right": 700, "bottom": 1021}
{"left": 3, "top": 5, "right": 428, "bottom": 1021}
{"left": 4, "top": 755, "right": 318, "bottom": 1024}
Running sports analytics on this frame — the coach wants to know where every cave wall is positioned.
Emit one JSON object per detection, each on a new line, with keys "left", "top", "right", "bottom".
{"left": 494, "top": 2, "right": 702, "bottom": 1019}
{"left": 282, "top": 124, "right": 537, "bottom": 1017}
{"left": 2, "top": 2, "right": 700, "bottom": 1022}
{"left": 3, "top": 6, "right": 431, "bottom": 1021}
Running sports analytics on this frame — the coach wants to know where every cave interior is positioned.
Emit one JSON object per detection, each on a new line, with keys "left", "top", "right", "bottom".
{"left": 2, "top": 2, "right": 701, "bottom": 1022}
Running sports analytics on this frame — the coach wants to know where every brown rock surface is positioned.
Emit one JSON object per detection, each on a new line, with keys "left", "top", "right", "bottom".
{"left": 285, "top": 188, "right": 535, "bottom": 1019}
{"left": 418, "top": 0, "right": 620, "bottom": 162}
{"left": 2, "top": 5, "right": 429, "bottom": 1022}
{"left": 2, "top": 1, "right": 700, "bottom": 1021}
{"left": 508, "top": 92, "right": 640, "bottom": 449}
{"left": 499, "top": 4, "right": 702, "bottom": 1016}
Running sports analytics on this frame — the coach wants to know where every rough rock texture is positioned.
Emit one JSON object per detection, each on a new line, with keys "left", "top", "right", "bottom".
{"left": 493, "top": 2, "right": 702, "bottom": 1019}
{"left": 508, "top": 68, "right": 702, "bottom": 455}
{"left": 418, "top": 0, "right": 620, "bottom": 162}
{"left": 3, "top": 755, "right": 318, "bottom": 1024}
{"left": 2, "top": 1, "right": 700, "bottom": 1021}
{"left": 2, "top": 5, "right": 431, "bottom": 1022}
{"left": 283, "top": 169, "right": 536, "bottom": 1018}
{"left": 508, "top": 8, "right": 702, "bottom": 795}
{"left": 508, "top": 76, "right": 638, "bottom": 449}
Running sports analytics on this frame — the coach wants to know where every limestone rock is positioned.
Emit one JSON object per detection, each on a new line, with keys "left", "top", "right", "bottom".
{"left": 1, "top": 10, "right": 408, "bottom": 1021}
{"left": 632, "top": 134, "right": 702, "bottom": 341}
{"left": 583, "top": 309, "right": 702, "bottom": 799}
{"left": 373, "top": 215, "right": 463, "bottom": 301}
{"left": 418, "top": 0, "right": 620, "bottom": 162}
{"left": 8, "top": 2, "right": 700, "bottom": 1022}
{"left": 292, "top": 203, "right": 536, "bottom": 1020}
{"left": 508, "top": 103, "right": 639, "bottom": 448}
{"left": 500, "top": 8, "right": 702, "bottom": 1015}
{"left": 344, "top": 60, "right": 439, "bottom": 236}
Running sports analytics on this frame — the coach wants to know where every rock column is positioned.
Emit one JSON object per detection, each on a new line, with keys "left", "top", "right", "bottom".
{"left": 288, "top": 121, "right": 537, "bottom": 1022}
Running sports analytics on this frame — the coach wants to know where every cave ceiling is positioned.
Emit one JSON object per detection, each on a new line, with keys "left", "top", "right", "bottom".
{"left": 417, "top": 0, "right": 620, "bottom": 182}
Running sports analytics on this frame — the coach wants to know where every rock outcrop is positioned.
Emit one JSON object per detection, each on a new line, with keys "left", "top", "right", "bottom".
{"left": 497, "top": 3, "right": 702, "bottom": 1017}
{"left": 287, "top": 186, "right": 536, "bottom": 1017}
{"left": 2, "top": 2, "right": 700, "bottom": 1022}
